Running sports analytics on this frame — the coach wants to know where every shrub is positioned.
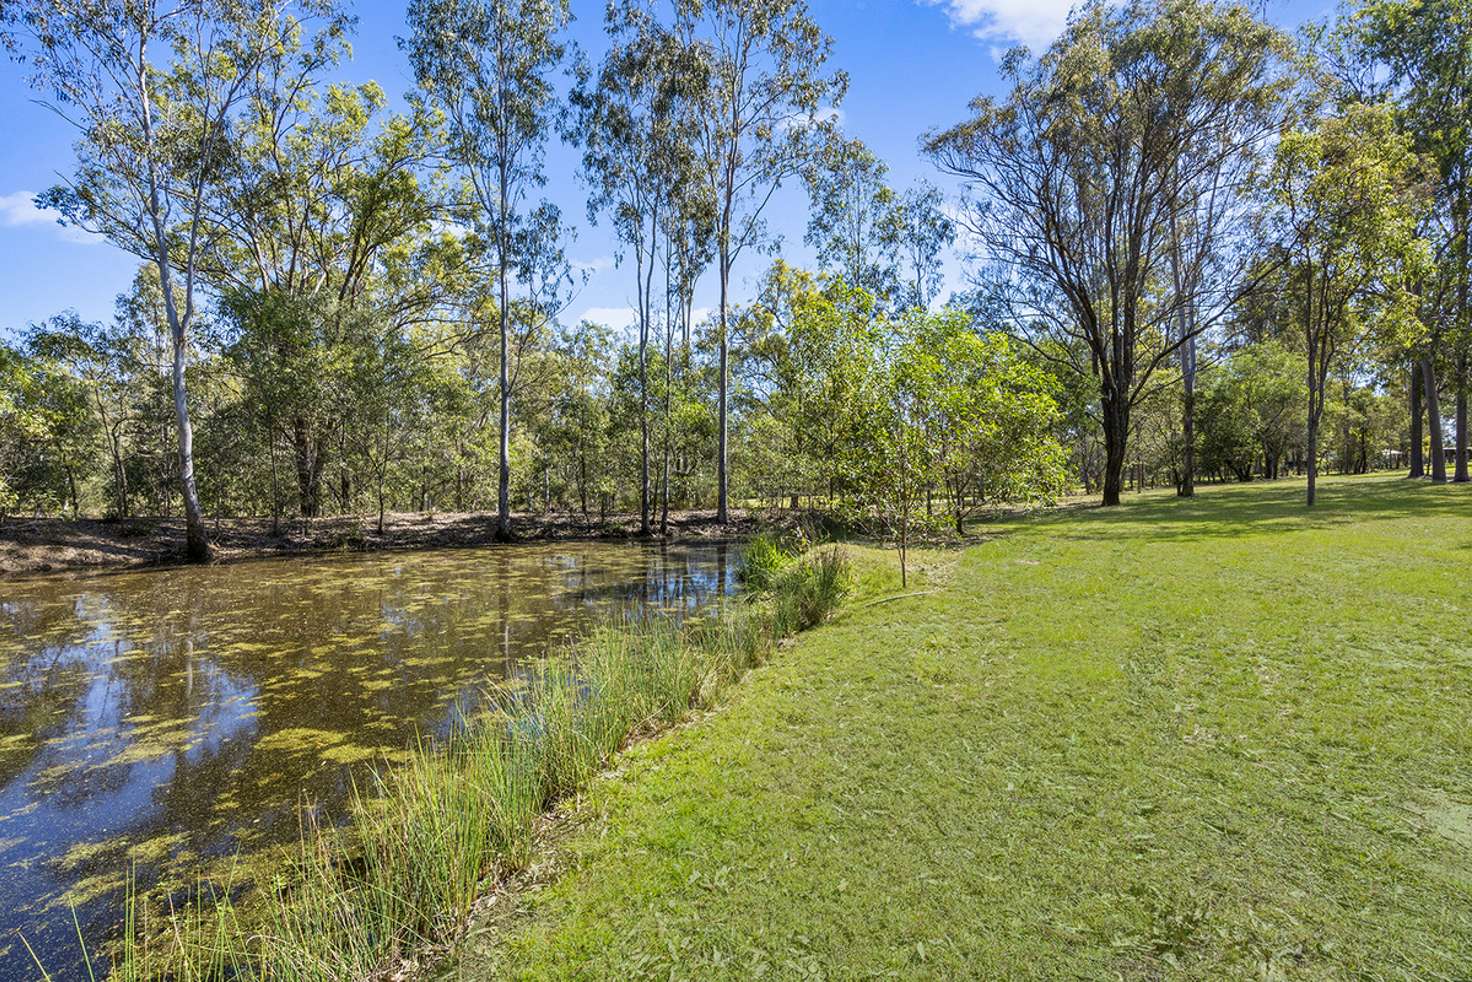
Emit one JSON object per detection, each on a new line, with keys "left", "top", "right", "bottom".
{"left": 772, "top": 547, "right": 851, "bottom": 636}
{"left": 738, "top": 532, "right": 793, "bottom": 591}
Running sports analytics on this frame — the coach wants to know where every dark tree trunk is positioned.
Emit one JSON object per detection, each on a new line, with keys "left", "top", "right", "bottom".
{"left": 1306, "top": 414, "right": 1319, "bottom": 506}
{"left": 1101, "top": 397, "right": 1129, "bottom": 507}
{"left": 1424, "top": 355, "right": 1447, "bottom": 483}
{"left": 292, "top": 416, "right": 324, "bottom": 518}
{"left": 1179, "top": 341, "right": 1196, "bottom": 497}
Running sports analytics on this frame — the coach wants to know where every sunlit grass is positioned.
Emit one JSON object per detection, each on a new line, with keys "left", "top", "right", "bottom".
{"left": 457, "top": 474, "right": 1472, "bottom": 979}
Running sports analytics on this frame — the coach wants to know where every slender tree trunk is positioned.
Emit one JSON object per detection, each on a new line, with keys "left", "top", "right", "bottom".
{"left": 108, "top": 423, "right": 128, "bottom": 519}
{"left": 660, "top": 249, "right": 674, "bottom": 537}
{"left": 1306, "top": 413, "right": 1319, "bottom": 506}
{"left": 268, "top": 407, "right": 281, "bottom": 535}
{"left": 1170, "top": 226, "right": 1196, "bottom": 498}
{"left": 716, "top": 244, "right": 730, "bottom": 523}
{"left": 138, "top": 41, "right": 209, "bottom": 562}
{"left": 638, "top": 213, "right": 655, "bottom": 536}
{"left": 169, "top": 326, "right": 208, "bottom": 559}
{"left": 1424, "top": 354, "right": 1447, "bottom": 483}
{"left": 495, "top": 215, "right": 512, "bottom": 542}
{"left": 1457, "top": 186, "right": 1471, "bottom": 484}
{"left": 1180, "top": 354, "right": 1196, "bottom": 498}
{"left": 293, "top": 416, "right": 321, "bottom": 517}
{"left": 1410, "top": 362, "right": 1425, "bottom": 478}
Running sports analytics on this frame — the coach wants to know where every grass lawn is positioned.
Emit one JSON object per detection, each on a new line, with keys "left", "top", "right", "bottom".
{"left": 451, "top": 474, "right": 1472, "bottom": 980}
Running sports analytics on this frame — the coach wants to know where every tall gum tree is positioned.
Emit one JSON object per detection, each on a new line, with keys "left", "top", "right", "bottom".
{"left": 1266, "top": 101, "right": 1431, "bottom": 505}
{"left": 675, "top": 0, "right": 846, "bottom": 522}
{"left": 927, "top": 0, "right": 1290, "bottom": 506}
{"left": 576, "top": 2, "right": 699, "bottom": 536}
{"left": 15, "top": 0, "right": 338, "bottom": 560}
{"left": 404, "top": 0, "right": 572, "bottom": 541}
{"left": 1321, "top": 0, "right": 1472, "bottom": 482}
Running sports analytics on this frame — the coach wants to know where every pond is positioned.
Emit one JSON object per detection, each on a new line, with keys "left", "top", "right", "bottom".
{"left": 0, "top": 540, "right": 739, "bottom": 977}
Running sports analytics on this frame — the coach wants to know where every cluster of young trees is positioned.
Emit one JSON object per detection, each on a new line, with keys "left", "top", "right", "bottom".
{"left": 736, "top": 264, "right": 1066, "bottom": 541}
{"left": 2, "top": 0, "right": 1467, "bottom": 554}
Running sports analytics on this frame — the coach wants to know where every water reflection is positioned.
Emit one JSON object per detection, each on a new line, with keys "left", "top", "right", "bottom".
{"left": 0, "top": 540, "right": 737, "bottom": 974}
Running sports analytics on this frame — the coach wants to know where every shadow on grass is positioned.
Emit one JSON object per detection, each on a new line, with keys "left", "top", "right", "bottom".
{"left": 1012, "top": 474, "right": 1472, "bottom": 543}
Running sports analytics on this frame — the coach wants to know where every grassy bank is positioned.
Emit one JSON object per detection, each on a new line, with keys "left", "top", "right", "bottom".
{"left": 74, "top": 544, "right": 855, "bottom": 980}
{"left": 451, "top": 474, "right": 1472, "bottom": 979}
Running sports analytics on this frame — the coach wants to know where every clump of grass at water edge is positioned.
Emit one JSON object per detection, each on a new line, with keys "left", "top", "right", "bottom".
{"left": 65, "top": 546, "right": 853, "bottom": 981}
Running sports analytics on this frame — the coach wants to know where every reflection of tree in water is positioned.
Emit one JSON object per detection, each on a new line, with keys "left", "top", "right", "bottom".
{"left": 0, "top": 596, "right": 109, "bottom": 789}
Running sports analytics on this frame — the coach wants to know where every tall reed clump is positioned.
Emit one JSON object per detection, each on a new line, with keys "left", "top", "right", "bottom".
{"left": 95, "top": 546, "right": 851, "bottom": 981}
{"left": 738, "top": 532, "right": 793, "bottom": 591}
{"left": 772, "top": 546, "right": 851, "bottom": 636}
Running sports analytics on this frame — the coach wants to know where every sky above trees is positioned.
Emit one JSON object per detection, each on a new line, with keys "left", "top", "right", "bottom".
{"left": 0, "top": 0, "right": 1329, "bottom": 336}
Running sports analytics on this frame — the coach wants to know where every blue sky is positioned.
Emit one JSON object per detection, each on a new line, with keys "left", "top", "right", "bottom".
{"left": 0, "top": 0, "right": 1329, "bottom": 341}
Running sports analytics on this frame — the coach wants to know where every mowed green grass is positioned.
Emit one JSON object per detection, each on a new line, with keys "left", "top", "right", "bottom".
{"left": 453, "top": 474, "right": 1472, "bottom": 980}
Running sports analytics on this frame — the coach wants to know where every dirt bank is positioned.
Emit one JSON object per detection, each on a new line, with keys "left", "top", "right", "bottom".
{"left": 0, "top": 509, "right": 758, "bottom": 579}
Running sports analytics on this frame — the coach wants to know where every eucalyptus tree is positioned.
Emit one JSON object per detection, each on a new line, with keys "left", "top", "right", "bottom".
{"left": 24, "top": 314, "right": 138, "bottom": 517}
{"left": 927, "top": 0, "right": 1290, "bottom": 506}
{"left": 404, "top": 0, "right": 572, "bottom": 540}
{"left": 675, "top": 0, "right": 847, "bottom": 522}
{"left": 802, "top": 136, "right": 899, "bottom": 302}
{"left": 12, "top": 0, "right": 341, "bottom": 559}
{"left": 660, "top": 179, "right": 716, "bottom": 530}
{"left": 577, "top": 1, "right": 697, "bottom": 534}
{"left": 881, "top": 181, "right": 955, "bottom": 311}
{"left": 1267, "top": 101, "right": 1430, "bottom": 505}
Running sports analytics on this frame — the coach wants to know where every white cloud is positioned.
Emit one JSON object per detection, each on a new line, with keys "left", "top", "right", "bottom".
{"left": 0, "top": 190, "right": 100, "bottom": 245}
{"left": 777, "top": 105, "right": 845, "bottom": 135}
{"left": 920, "top": 0, "right": 1074, "bottom": 49}
{"left": 578, "top": 306, "right": 638, "bottom": 331}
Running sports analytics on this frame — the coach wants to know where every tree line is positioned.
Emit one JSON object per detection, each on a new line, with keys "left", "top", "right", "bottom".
{"left": 0, "top": 0, "right": 1466, "bottom": 561}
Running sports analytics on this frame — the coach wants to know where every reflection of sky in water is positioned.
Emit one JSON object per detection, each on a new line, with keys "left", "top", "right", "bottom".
{"left": 0, "top": 540, "right": 738, "bottom": 975}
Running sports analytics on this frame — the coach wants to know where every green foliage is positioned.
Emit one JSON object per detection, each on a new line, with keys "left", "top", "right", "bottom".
{"left": 737, "top": 532, "right": 793, "bottom": 591}
{"left": 740, "top": 265, "right": 1065, "bottom": 534}
{"left": 1196, "top": 340, "right": 1308, "bottom": 480}
{"left": 802, "top": 137, "right": 899, "bottom": 301}
{"left": 1269, "top": 99, "right": 1432, "bottom": 499}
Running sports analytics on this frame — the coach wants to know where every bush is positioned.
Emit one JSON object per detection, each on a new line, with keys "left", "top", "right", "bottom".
{"left": 772, "top": 547, "right": 851, "bottom": 636}
{"left": 738, "top": 532, "right": 793, "bottom": 591}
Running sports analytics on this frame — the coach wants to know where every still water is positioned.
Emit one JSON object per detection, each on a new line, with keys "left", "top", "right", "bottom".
{"left": 0, "top": 540, "right": 738, "bottom": 976}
